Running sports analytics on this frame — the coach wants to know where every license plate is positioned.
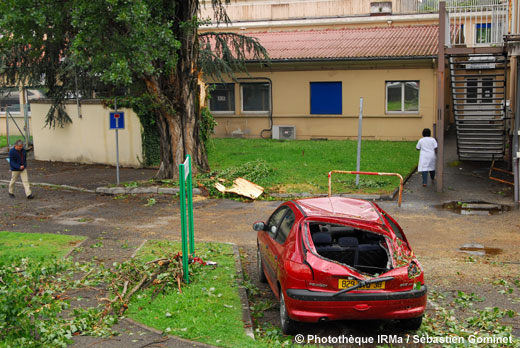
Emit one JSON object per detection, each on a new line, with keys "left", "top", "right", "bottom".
{"left": 338, "top": 279, "right": 385, "bottom": 290}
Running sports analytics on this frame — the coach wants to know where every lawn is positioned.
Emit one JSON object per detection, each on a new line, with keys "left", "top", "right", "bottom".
{"left": 128, "top": 241, "right": 268, "bottom": 348}
{"left": 0, "top": 135, "right": 31, "bottom": 148}
{"left": 207, "top": 138, "right": 418, "bottom": 195}
{"left": 0, "top": 231, "right": 85, "bottom": 261}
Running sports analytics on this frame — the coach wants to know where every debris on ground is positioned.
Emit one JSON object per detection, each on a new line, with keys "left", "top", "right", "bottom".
{"left": 215, "top": 177, "right": 264, "bottom": 199}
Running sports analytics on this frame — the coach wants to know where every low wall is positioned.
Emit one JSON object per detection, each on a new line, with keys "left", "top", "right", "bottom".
{"left": 0, "top": 114, "right": 32, "bottom": 138}
{"left": 31, "top": 101, "right": 143, "bottom": 167}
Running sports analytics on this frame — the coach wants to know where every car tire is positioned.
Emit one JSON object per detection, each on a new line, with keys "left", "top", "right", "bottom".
{"left": 257, "top": 245, "right": 267, "bottom": 283}
{"left": 280, "top": 291, "right": 298, "bottom": 335}
{"left": 398, "top": 315, "right": 423, "bottom": 331}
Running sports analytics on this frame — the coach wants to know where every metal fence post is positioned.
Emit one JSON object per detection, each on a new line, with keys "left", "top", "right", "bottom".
{"left": 186, "top": 155, "right": 195, "bottom": 256}
{"left": 179, "top": 162, "right": 189, "bottom": 283}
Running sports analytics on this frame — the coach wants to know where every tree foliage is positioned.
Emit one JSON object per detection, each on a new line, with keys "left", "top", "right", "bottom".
{"left": 0, "top": 0, "right": 269, "bottom": 178}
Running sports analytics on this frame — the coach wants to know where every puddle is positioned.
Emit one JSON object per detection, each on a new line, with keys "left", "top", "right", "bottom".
{"left": 437, "top": 201, "right": 512, "bottom": 215}
{"left": 458, "top": 243, "right": 503, "bottom": 256}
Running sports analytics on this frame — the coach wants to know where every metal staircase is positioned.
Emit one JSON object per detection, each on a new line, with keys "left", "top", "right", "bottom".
{"left": 449, "top": 53, "right": 508, "bottom": 161}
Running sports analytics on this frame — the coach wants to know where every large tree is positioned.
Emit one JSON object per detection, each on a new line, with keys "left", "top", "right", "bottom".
{"left": 0, "top": 0, "right": 268, "bottom": 178}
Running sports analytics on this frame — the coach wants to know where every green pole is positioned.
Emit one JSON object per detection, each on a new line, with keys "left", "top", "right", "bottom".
{"left": 179, "top": 163, "right": 189, "bottom": 283}
{"left": 187, "top": 155, "right": 195, "bottom": 256}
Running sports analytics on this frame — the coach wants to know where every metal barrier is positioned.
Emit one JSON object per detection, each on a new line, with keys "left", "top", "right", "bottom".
{"left": 328, "top": 170, "right": 404, "bottom": 207}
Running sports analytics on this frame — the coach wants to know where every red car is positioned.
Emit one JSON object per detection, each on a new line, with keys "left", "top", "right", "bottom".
{"left": 254, "top": 197, "right": 426, "bottom": 334}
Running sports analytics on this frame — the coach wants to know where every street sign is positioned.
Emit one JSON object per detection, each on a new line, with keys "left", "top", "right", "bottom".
{"left": 109, "top": 112, "right": 125, "bottom": 129}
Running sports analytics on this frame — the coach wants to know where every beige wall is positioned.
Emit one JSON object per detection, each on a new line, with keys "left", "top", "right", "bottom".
{"left": 31, "top": 101, "right": 143, "bottom": 167}
{"left": 211, "top": 62, "right": 437, "bottom": 140}
{"left": 0, "top": 114, "right": 32, "bottom": 138}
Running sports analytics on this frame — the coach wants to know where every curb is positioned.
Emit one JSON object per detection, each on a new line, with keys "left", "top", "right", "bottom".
{"left": 231, "top": 244, "right": 256, "bottom": 340}
{"left": 63, "top": 238, "right": 89, "bottom": 259}
{"left": 0, "top": 180, "right": 95, "bottom": 193}
{"left": 123, "top": 318, "right": 217, "bottom": 348}
{"left": 95, "top": 186, "right": 201, "bottom": 196}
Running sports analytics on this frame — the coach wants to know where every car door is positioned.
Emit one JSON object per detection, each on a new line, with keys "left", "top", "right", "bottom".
{"left": 259, "top": 206, "right": 288, "bottom": 283}
{"left": 271, "top": 208, "right": 296, "bottom": 292}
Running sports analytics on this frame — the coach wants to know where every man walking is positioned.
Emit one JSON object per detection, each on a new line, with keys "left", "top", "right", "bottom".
{"left": 8, "top": 140, "right": 34, "bottom": 199}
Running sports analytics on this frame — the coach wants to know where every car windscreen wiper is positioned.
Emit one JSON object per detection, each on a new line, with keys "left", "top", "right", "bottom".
{"left": 332, "top": 276, "right": 395, "bottom": 297}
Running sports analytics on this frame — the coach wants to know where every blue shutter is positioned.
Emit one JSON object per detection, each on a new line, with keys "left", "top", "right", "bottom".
{"left": 310, "top": 82, "right": 342, "bottom": 115}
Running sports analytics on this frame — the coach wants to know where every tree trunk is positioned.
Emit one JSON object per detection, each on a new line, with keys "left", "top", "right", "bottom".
{"left": 143, "top": 1, "right": 210, "bottom": 180}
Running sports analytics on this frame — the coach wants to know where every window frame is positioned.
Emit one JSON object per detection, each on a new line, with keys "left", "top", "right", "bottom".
{"left": 240, "top": 82, "right": 271, "bottom": 115}
{"left": 385, "top": 81, "right": 420, "bottom": 114}
{"left": 208, "top": 83, "right": 236, "bottom": 115}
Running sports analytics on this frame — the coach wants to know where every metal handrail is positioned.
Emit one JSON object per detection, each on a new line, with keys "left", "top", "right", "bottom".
{"left": 328, "top": 170, "right": 404, "bottom": 207}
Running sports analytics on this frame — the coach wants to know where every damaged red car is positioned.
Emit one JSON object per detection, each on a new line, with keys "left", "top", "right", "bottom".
{"left": 254, "top": 197, "right": 426, "bottom": 334}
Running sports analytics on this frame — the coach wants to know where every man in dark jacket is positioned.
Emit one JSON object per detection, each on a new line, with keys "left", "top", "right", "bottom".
{"left": 8, "top": 140, "right": 33, "bottom": 199}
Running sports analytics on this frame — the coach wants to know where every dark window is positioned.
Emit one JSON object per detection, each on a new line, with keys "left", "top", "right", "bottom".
{"left": 275, "top": 209, "right": 295, "bottom": 244}
{"left": 267, "top": 206, "right": 287, "bottom": 238}
{"left": 242, "top": 83, "right": 270, "bottom": 112}
{"left": 0, "top": 89, "right": 21, "bottom": 114}
{"left": 482, "top": 78, "right": 493, "bottom": 103}
{"left": 209, "top": 83, "right": 235, "bottom": 112}
{"left": 310, "top": 82, "right": 342, "bottom": 115}
{"left": 467, "top": 79, "right": 478, "bottom": 104}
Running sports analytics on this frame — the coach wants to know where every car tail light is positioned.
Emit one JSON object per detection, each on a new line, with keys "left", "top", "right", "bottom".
{"left": 407, "top": 261, "right": 422, "bottom": 279}
{"left": 285, "top": 260, "right": 313, "bottom": 281}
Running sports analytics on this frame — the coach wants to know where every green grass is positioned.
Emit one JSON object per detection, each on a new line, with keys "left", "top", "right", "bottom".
{"left": 0, "top": 231, "right": 85, "bottom": 262}
{"left": 0, "top": 135, "right": 32, "bottom": 148}
{"left": 128, "top": 241, "right": 267, "bottom": 348}
{"left": 207, "top": 138, "right": 418, "bottom": 194}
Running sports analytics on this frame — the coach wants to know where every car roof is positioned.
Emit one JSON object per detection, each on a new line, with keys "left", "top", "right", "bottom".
{"left": 293, "top": 197, "right": 383, "bottom": 224}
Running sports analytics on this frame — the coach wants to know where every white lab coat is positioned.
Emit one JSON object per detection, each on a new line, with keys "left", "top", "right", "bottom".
{"left": 416, "top": 137, "right": 437, "bottom": 172}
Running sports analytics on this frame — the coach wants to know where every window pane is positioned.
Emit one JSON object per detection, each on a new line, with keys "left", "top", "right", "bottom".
{"left": 0, "top": 89, "right": 21, "bottom": 113}
{"left": 467, "top": 79, "right": 478, "bottom": 104}
{"left": 476, "top": 23, "right": 491, "bottom": 44}
{"left": 482, "top": 78, "right": 493, "bottom": 103}
{"left": 310, "top": 82, "right": 342, "bottom": 115}
{"left": 404, "top": 82, "right": 419, "bottom": 111}
{"left": 242, "top": 83, "right": 270, "bottom": 112}
{"left": 275, "top": 209, "right": 295, "bottom": 244}
{"left": 267, "top": 207, "right": 287, "bottom": 238}
{"left": 209, "top": 83, "right": 235, "bottom": 112}
{"left": 386, "top": 82, "right": 402, "bottom": 112}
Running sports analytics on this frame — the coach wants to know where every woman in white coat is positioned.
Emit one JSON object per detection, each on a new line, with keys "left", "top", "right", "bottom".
{"left": 416, "top": 128, "right": 437, "bottom": 187}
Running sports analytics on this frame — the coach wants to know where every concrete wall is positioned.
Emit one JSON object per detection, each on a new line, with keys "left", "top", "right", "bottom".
{"left": 31, "top": 101, "right": 143, "bottom": 167}
{"left": 211, "top": 62, "right": 437, "bottom": 140}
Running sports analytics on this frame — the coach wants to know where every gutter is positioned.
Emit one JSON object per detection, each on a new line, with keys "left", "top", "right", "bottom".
{"left": 246, "top": 56, "right": 437, "bottom": 64}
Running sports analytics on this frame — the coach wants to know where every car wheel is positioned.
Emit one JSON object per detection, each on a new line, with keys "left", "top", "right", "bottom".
{"left": 398, "top": 315, "right": 423, "bottom": 331}
{"left": 280, "top": 291, "right": 298, "bottom": 335}
{"left": 257, "top": 245, "right": 267, "bottom": 283}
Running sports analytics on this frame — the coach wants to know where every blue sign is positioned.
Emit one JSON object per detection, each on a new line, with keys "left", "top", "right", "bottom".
{"left": 109, "top": 112, "right": 125, "bottom": 129}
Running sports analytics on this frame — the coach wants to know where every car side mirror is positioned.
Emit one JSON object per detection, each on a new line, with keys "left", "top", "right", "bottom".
{"left": 253, "top": 222, "right": 266, "bottom": 231}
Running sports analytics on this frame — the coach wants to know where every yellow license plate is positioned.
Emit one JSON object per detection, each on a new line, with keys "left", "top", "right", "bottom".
{"left": 338, "top": 279, "right": 385, "bottom": 290}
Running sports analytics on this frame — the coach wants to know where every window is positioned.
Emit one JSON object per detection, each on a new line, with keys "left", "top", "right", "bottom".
{"left": 267, "top": 206, "right": 287, "bottom": 238}
{"left": 241, "top": 83, "right": 270, "bottom": 113}
{"left": 466, "top": 78, "right": 493, "bottom": 104}
{"left": 386, "top": 81, "right": 419, "bottom": 113}
{"left": 310, "top": 82, "right": 342, "bottom": 115}
{"left": 0, "top": 89, "right": 21, "bottom": 114}
{"left": 209, "top": 83, "right": 235, "bottom": 113}
{"left": 476, "top": 23, "right": 491, "bottom": 44}
{"left": 275, "top": 209, "right": 295, "bottom": 244}
{"left": 0, "top": 88, "right": 45, "bottom": 114}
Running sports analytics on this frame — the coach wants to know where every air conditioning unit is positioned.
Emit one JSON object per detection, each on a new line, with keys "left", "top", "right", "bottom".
{"left": 272, "top": 125, "right": 296, "bottom": 140}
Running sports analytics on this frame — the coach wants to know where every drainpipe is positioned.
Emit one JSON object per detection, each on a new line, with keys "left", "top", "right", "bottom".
{"left": 515, "top": 57, "right": 520, "bottom": 203}
{"left": 236, "top": 77, "right": 273, "bottom": 139}
{"left": 436, "top": 1, "right": 447, "bottom": 193}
